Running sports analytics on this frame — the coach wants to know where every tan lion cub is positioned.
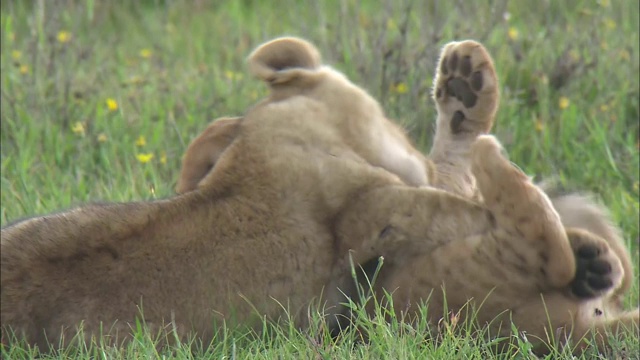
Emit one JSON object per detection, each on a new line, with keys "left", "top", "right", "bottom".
{"left": 1, "top": 37, "right": 636, "bottom": 356}
{"left": 174, "top": 40, "right": 637, "bottom": 354}
{"left": 0, "top": 36, "right": 454, "bottom": 349}
{"left": 353, "top": 40, "right": 638, "bottom": 354}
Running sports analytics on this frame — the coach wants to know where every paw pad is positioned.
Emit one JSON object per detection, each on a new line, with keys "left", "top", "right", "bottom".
{"left": 433, "top": 41, "right": 498, "bottom": 136}
{"left": 451, "top": 111, "right": 466, "bottom": 134}
{"left": 437, "top": 50, "right": 484, "bottom": 110}
{"left": 446, "top": 77, "right": 477, "bottom": 108}
{"left": 571, "top": 243, "right": 616, "bottom": 299}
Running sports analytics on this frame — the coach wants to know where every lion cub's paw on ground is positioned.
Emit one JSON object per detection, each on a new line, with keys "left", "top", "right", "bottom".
{"left": 433, "top": 40, "right": 499, "bottom": 136}
{"left": 567, "top": 229, "right": 624, "bottom": 299}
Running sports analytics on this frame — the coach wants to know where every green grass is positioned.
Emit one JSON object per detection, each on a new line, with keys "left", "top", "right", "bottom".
{"left": 1, "top": 0, "right": 638, "bottom": 358}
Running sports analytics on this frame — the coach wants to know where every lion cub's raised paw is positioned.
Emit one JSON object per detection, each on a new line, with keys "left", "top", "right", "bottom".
{"left": 433, "top": 41, "right": 499, "bottom": 136}
{"left": 567, "top": 229, "right": 624, "bottom": 299}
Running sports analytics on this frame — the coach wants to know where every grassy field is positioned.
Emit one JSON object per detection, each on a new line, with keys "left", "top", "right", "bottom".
{"left": 1, "top": 0, "right": 638, "bottom": 358}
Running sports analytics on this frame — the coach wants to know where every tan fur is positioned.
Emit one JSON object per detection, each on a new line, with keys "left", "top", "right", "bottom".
{"left": 0, "top": 36, "right": 434, "bottom": 349}
{"left": 356, "top": 41, "right": 638, "bottom": 354}
{"left": 175, "top": 115, "right": 436, "bottom": 194}
{"left": 1, "top": 38, "right": 636, "bottom": 356}
{"left": 175, "top": 117, "right": 242, "bottom": 194}
{"left": 548, "top": 192, "right": 635, "bottom": 304}
{"left": 175, "top": 40, "right": 637, "bottom": 354}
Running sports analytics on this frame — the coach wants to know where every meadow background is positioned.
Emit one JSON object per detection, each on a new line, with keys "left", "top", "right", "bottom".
{"left": 1, "top": 0, "right": 638, "bottom": 358}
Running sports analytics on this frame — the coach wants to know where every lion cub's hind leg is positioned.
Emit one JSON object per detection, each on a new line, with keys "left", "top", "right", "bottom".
{"left": 471, "top": 135, "right": 575, "bottom": 289}
{"left": 430, "top": 41, "right": 500, "bottom": 198}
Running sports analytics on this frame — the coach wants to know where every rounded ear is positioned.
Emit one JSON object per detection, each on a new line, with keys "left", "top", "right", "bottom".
{"left": 176, "top": 117, "right": 242, "bottom": 194}
{"left": 248, "top": 37, "right": 322, "bottom": 85}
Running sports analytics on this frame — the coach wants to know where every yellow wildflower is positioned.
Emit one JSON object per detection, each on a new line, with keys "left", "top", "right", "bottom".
{"left": 135, "top": 135, "right": 146, "bottom": 147}
{"left": 224, "top": 70, "right": 243, "bottom": 81}
{"left": 539, "top": 74, "right": 549, "bottom": 85}
{"left": 359, "top": 14, "right": 371, "bottom": 28}
{"left": 19, "top": 64, "right": 29, "bottom": 74}
{"left": 71, "top": 122, "right": 85, "bottom": 136}
{"left": 534, "top": 118, "right": 544, "bottom": 132}
{"left": 160, "top": 151, "right": 167, "bottom": 165}
{"left": 393, "top": 82, "right": 408, "bottom": 94}
{"left": 599, "top": 104, "right": 609, "bottom": 112}
{"left": 97, "top": 133, "right": 108, "bottom": 143}
{"left": 569, "top": 50, "right": 580, "bottom": 62}
{"left": 598, "top": 0, "right": 610, "bottom": 7}
{"left": 603, "top": 18, "right": 616, "bottom": 30}
{"left": 578, "top": 8, "right": 593, "bottom": 16}
{"left": 11, "top": 50, "right": 21, "bottom": 60}
{"left": 57, "top": 30, "right": 71, "bottom": 43}
{"left": 619, "top": 49, "right": 631, "bottom": 61}
{"left": 508, "top": 27, "right": 519, "bottom": 41}
{"left": 558, "top": 97, "right": 570, "bottom": 110}
{"left": 386, "top": 19, "right": 397, "bottom": 31}
{"left": 106, "top": 98, "right": 118, "bottom": 112}
{"left": 136, "top": 153, "right": 154, "bottom": 164}
{"left": 139, "top": 48, "right": 153, "bottom": 59}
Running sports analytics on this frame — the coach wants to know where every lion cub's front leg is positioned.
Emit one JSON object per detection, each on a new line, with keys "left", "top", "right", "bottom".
{"left": 471, "top": 135, "right": 576, "bottom": 288}
{"left": 430, "top": 40, "right": 499, "bottom": 199}
{"left": 427, "top": 40, "right": 629, "bottom": 301}
{"left": 336, "top": 134, "right": 576, "bottom": 295}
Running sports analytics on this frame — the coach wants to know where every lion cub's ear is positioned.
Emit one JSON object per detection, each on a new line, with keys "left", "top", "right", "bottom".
{"left": 176, "top": 117, "right": 242, "bottom": 194}
{"left": 248, "top": 37, "right": 322, "bottom": 86}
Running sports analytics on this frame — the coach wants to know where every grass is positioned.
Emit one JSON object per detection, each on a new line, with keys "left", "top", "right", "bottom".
{"left": 0, "top": 0, "right": 638, "bottom": 358}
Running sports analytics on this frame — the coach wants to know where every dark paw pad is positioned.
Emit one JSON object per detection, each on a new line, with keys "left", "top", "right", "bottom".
{"left": 460, "top": 56, "right": 472, "bottom": 77}
{"left": 446, "top": 78, "right": 477, "bottom": 108}
{"left": 570, "top": 244, "right": 615, "bottom": 299}
{"left": 448, "top": 52, "right": 459, "bottom": 72}
{"left": 435, "top": 42, "right": 498, "bottom": 137}
{"left": 470, "top": 71, "right": 483, "bottom": 91}
{"left": 450, "top": 111, "right": 466, "bottom": 134}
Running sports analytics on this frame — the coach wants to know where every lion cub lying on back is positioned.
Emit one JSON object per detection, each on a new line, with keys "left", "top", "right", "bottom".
{"left": 2, "top": 37, "right": 637, "bottom": 356}
{"left": 0, "top": 36, "right": 456, "bottom": 350}
{"left": 175, "top": 39, "right": 638, "bottom": 354}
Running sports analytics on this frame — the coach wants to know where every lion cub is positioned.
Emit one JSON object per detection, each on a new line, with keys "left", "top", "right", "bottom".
{"left": 366, "top": 40, "right": 638, "bottom": 354}
{"left": 2, "top": 37, "right": 636, "bottom": 356}
{"left": 174, "top": 40, "right": 638, "bottom": 354}
{"left": 0, "top": 36, "right": 442, "bottom": 349}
